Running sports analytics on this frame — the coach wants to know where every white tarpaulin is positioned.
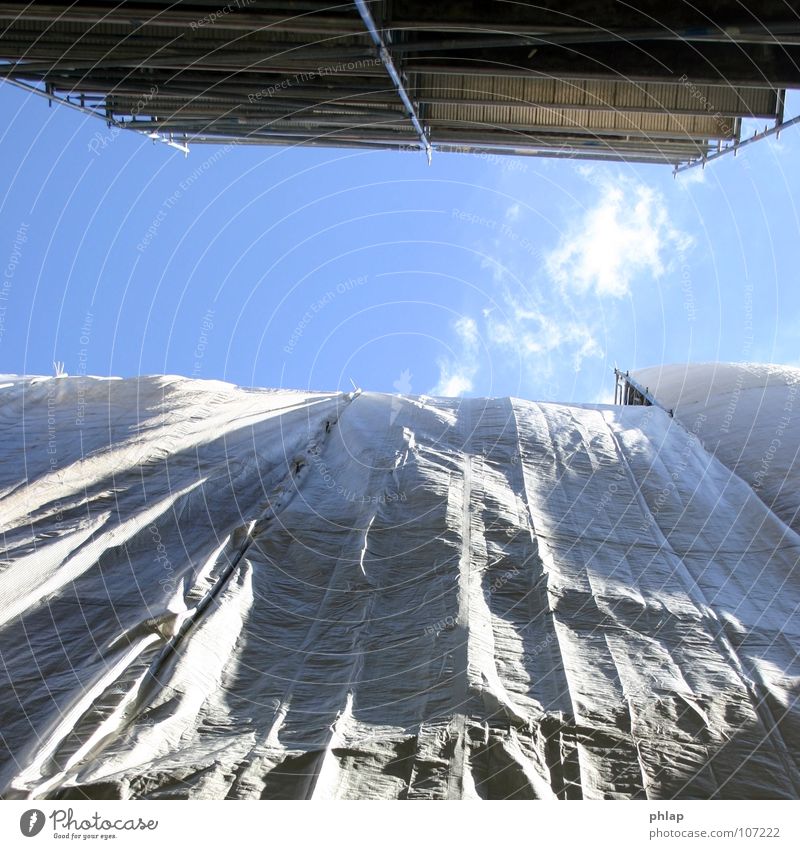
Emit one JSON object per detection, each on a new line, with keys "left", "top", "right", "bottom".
{"left": 0, "top": 373, "right": 798, "bottom": 799}
{"left": 633, "top": 363, "right": 800, "bottom": 535}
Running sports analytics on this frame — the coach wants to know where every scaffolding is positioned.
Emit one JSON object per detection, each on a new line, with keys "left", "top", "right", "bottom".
{"left": 614, "top": 368, "right": 672, "bottom": 415}
{"left": 1, "top": 1, "right": 797, "bottom": 166}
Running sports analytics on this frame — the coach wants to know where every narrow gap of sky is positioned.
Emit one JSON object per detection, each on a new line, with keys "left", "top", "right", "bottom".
{"left": 1, "top": 85, "right": 798, "bottom": 403}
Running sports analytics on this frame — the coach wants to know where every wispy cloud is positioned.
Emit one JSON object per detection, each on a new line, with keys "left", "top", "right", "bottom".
{"left": 439, "top": 176, "right": 693, "bottom": 398}
{"left": 546, "top": 178, "right": 692, "bottom": 299}
{"left": 485, "top": 295, "right": 602, "bottom": 377}
{"left": 676, "top": 165, "right": 707, "bottom": 186}
{"left": 589, "top": 386, "right": 617, "bottom": 405}
{"left": 432, "top": 316, "right": 480, "bottom": 396}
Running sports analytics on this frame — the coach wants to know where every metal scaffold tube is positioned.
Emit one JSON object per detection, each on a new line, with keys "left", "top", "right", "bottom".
{"left": 354, "top": 0, "right": 432, "bottom": 163}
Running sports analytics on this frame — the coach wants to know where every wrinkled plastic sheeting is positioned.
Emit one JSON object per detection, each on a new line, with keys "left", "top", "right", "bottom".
{"left": 0, "top": 375, "right": 798, "bottom": 800}
{"left": 633, "top": 363, "right": 800, "bottom": 536}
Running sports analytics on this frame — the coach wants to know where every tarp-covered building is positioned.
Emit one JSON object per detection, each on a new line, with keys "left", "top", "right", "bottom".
{"left": 0, "top": 368, "right": 798, "bottom": 799}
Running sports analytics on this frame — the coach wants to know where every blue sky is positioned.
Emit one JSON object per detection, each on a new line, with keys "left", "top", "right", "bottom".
{"left": 1, "top": 84, "right": 798, "bottom": 403}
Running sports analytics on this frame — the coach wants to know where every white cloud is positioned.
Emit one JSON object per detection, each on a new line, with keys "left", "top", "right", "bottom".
{"left": 546, "top": 180, "right": 692, "bottom": 299}
{"left": 454, "top": 315, "right": 478, "bottom": 346}
{"left": 589, "top": 386, "right": 616, "bottom": 405}
{"left": 486, "top": 300, "right": 602, "bottom": 375}
{"left": 676, "top": 165, "right": 707, "bottom": 186}
{"left": 440, "top": 173, "right": 693, "bottom": 398}
{"left": 431, "top": 315, "right": 480, "bottom": 396}
{"left": 479, "top": 253, "right": 512, "bottom": 288}
{"left": 434, "top": 369, "right": 474, "bottom": 397}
